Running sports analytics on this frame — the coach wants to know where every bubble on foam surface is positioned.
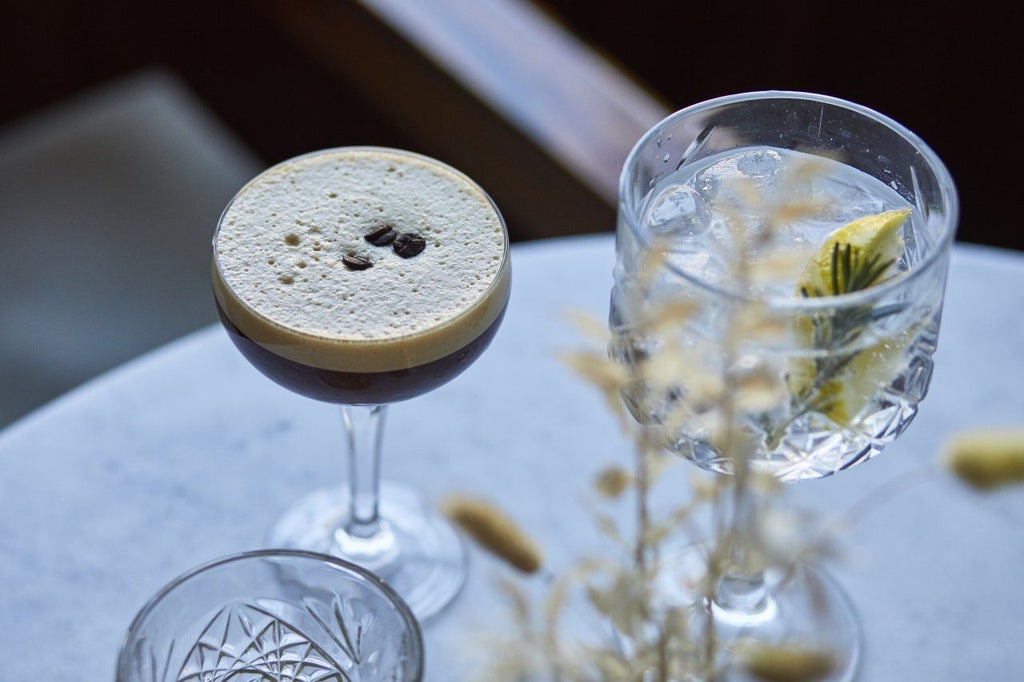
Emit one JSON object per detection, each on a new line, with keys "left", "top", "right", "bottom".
{"left": 215, "top": 149, "right": 506, "bottom": 343}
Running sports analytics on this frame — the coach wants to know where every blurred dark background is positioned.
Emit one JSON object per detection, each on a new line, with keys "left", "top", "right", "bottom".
{"left": 0, "top": 0, "right": 1019, "bottom": 426}
{"left": 556, "top": 1, "right": 1017, "bottom": 252}
{"left": 3, "top": 0, "right": 1018, "bottom": 247}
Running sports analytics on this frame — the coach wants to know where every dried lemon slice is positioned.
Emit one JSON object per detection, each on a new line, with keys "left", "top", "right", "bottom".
{"left": 796, "top": 208, "right": 910, "bottom": 297}
{"left": 795, "top": 329, "right": 915, "bottom": 425}
{"left": 789, "top": 209, "right": 912, "bottom": 425}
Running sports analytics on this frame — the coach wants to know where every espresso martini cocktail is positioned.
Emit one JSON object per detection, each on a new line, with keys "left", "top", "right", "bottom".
{"left": 213, "top": 147, "right": 510, "bottom": 404}
{"left": 213, "top": 147, "right": 511, "bottom": 620}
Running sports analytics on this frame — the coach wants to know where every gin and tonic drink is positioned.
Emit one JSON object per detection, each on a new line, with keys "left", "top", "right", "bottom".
{"left": 612, "top": 97, "right": 955, "bottom": 482}
{"left": 612, "top": 92, "right": 957, "bottom": 680}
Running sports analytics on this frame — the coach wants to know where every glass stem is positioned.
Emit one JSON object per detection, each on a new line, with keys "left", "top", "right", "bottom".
{"left": 713, "top": 298, "right": 770, "bottom": 618}
{"left": 710, "top": 461, "right": 771, "bottom": 618}
{"left": 716, "top": 474, "right": 768, "bottom": 614}
{"left": 343, "top": 404, "right": 387, "bottom": 539}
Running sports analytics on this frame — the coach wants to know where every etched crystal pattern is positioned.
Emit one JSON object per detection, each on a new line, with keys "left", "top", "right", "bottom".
{"left": 628, "top": 316, "right": 941, "bottom": 482}
{"left": 130, "top": 594, "right": 411, "bottom": 682}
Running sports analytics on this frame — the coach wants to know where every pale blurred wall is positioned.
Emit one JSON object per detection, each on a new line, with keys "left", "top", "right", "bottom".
{"left": 0, "top": 70, "right": 261, "bottom": 427}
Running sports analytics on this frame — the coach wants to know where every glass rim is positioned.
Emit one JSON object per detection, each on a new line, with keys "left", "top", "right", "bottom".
{"left": 212, "top": 145, "right": 511, "bottom": 347}
{"left": 116, "top": 548, "right": 425, "bottom": 681}
{"left": 618, "top": 90, "right": 959, "bottom": 311}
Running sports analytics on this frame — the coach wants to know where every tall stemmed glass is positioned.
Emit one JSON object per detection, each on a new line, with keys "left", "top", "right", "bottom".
{"left": 611, "top": 93, "right": 957, "bottom": 678}
{"left": 213, "top": 147, "right": 511, "bottom": 621}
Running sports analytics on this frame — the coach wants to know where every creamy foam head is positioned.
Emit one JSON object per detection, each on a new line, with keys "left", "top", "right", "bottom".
{"left": 213, "top": 147, "right": 510, "bottom": 372}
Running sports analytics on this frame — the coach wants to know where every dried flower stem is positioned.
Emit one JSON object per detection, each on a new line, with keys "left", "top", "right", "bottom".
{"left": 687, "top": 200, "right": 796, "bottom": 677}
{"left": 635, "top": 428, "right": 653, "bottom": 572}
{"left": 469, "top": 158, "right": 867, "bottom": 680}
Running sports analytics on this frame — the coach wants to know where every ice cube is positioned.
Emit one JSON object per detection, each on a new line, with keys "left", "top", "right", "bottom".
{"left": 644, "top": 185, "right": 710, "bottom": 238}
{"left": 736, "top": 148, "right": 785, "bottom": 179}
{"left": 810, "top": 177, "right": 887, "bottom": 223}
{"left": 696, "top": 149, "right": 786, "bottom": 203}
{"left": 660, "top": 249, "right": 727, "bottom": 288}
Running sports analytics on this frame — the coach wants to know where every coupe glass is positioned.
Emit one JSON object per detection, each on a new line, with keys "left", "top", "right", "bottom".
{"left": 116, "top": 550, "right": 424, "bottom": 682}
{"left": 213, "top": 147, "right": 511, "bottom": 620}
{"left": 611, "top": 92, "right": 957, "bottom": 678}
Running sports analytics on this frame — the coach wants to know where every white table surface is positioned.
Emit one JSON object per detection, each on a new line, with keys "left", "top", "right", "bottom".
{"left": 1, "top": 234, "right": 1022, "bottom": 681}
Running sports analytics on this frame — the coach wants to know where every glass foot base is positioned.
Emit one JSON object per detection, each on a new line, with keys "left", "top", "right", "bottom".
{"left": 267, "top": 482, "right": 467, "bottom": 622}
{"left": 650, "top": 545, "right": 861, "bottom": 681}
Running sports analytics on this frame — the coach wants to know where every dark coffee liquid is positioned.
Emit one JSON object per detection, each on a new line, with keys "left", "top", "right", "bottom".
{"left": 216, "top": 300, "right": 507, "bottom": 405}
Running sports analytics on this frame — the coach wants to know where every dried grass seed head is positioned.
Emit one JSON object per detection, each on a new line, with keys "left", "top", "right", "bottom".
{"left": 594, "top": 465, "right": 632, "bottom": 499}
{"left": 739, "top": 642, "right": 837, "bottom": 682}
{"left": 945, "top": 428, "right": 1024, "bottom": 490}
{"left": 444, "top": 495, "right": 543, "bottom": 574}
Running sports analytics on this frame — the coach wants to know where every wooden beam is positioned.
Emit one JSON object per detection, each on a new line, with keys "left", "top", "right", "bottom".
{"left": 359, "top": 0, "right": 669, "bottom": 202}
{"left": 267, "top": 0, "right": 669, "bottom": 241}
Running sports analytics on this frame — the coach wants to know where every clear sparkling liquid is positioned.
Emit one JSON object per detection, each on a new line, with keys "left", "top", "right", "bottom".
{"left": 643, "top": 148, "right": 911, "bottom": 297}
{"left": 613, "top": 147, "right": 941, "bottom": 480}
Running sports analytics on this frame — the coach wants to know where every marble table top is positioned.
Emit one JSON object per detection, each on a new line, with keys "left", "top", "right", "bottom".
{"left": 1, "top": 234, "right": 1022, "bottom": 680}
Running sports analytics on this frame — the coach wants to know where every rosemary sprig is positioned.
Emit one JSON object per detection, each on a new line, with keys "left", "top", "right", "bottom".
{"left": 782, "top": 242, "right": 897, "bottom": 425}
{"left": 766, "top": 242, "right": 903, "bottom": 448}
{"left": 798, "top": 242, "right": 895, "bottom": 298}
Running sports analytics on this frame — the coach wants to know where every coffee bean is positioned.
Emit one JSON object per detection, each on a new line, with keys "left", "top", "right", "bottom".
{"left": 393, "top": 233, "right": 426, "bottom": 258}
{"left": 342, "top": 254, "right": 373, "bottom": 270}
{"left": 365, "top": 225, "right": 397, "bottom": 246}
